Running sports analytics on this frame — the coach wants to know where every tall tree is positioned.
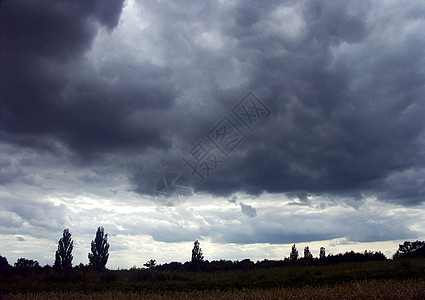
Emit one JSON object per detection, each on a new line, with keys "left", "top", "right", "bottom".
{"left": 88, "top": 227, "right": 109, "bottom": 270}
{"left": 289, "top": 244, "right": 298, "bottom": 261}
{"left": 54, "top": 229, "right": 73, "bottom": 270}
{"left": 319, "top": 247, "right": 326, "bottom": 259}
{"left": 191, "top": 240, "right": 204, "bottom": 262}
{"left": 304, "top": 246, "right": 313, "bottom": 260}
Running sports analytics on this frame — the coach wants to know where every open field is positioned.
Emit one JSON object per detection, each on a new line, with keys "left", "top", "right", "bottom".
{"left": 4, "top": 279, "right": 425, "bottom": 300}
{"left": 1, "top": 258, "right": 425, "bottom": 299}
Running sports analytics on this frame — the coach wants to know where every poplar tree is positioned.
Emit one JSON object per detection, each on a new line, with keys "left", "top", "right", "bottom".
{"left": 54, "top": 229, "right": 73, "bottom": 270}
{"left": 290, "top": 244, "right": 298, "bottom": 261}
{"left": 191, "top": 240, "right": 204, "bottom": 262}
{"left": 319, "top": 247, "right": 326, "bottom": 259}
{"left": 88, "top": 227, "right": 109, "bottom": 270}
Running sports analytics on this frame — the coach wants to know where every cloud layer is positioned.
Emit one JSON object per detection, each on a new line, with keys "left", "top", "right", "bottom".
{"left": 2, "top": 0, "right": 424, "bottom": 204}
{"left": 1, "top": 0, "right": 425, "bottom": 267}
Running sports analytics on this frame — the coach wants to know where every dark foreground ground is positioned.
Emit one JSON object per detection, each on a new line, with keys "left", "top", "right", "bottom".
{"left": 1, "top": 258, "right": 425, "bottom": 299}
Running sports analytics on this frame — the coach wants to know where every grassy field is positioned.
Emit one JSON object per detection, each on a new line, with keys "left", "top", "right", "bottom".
{"left": 5, "top": 279, "right": 425, "bottom": 299}
{"left": 1, "top": 258, "right": 425, "bottom": 299}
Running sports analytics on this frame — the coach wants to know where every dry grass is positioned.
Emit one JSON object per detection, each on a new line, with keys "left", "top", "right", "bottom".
{"left": 5, "top": 278, "right": 425, "bottom": 300}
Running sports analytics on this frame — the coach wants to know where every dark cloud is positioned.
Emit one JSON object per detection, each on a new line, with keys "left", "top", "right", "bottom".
{"left": 160, "top": 0, "right": 425, "bottom": 207}
{"left": 0, "top": 0, "right": 171, "bottom": 159}
{"left": 377, "top": 169, "right": 425, "bottom": 206}
{"left": 305, "top": 1, "right": 369, "bottom": 43}
{"left": 1, "top": 0, "right": 425, "bottom": 209}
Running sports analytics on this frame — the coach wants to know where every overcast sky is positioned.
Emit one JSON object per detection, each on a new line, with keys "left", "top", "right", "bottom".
{"left": 1, "top": 0, "right": 425, "bottom": 269}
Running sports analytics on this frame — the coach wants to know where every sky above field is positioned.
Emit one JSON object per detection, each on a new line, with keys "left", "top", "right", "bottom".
{"left": 1, "top": 0, "right": 425, "bottom": 269}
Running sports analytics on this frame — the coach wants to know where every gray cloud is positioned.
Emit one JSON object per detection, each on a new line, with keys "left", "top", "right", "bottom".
{"left": 2, "top": 0, "right": 424, "bottom": 206}
{"left": 239, "top": 202, "right": 257, "bottom": 218}
{"left": 228, "top": 196, "right": 257, "bottom": 217}
{"left": 161, "top": 0, "right": 425, "bottom": 206}
{"left": 1, "top": 0, "right": 425, "bottom": 265}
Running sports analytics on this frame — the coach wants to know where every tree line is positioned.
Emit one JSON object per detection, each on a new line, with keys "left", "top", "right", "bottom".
{"left": 54, "top": 227, "right": 109, "bottom": 271}
{"left": 1, "top": 229, "right": 425, "bottom": 275}
{"left": 154, "top": 241, "right": 387, "bottom": 271}
{"left": 0, "top": 227, "right": 109, "bottom": 276}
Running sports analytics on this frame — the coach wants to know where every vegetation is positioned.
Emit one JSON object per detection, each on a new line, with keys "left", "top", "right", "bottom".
{"left": 143, "top": 259, "right": 157, "bottom": 269}
{"left": 191, "top": 240, "right": 204, "bottom": 262}
{"left": 13, "top": 258, "right": 41, "bottom": 276}
{"left": 0, "top": 255, "right": 12, "bottom": 277}
{"left": 88, "top": 227, "right": 110, "bottom": 270}
{"left": 54, "top": 229, "right": 73, "bottom": 271}
{"left": 1, "top": 232, "right": 425, "bottom": 298}
{"left": 4, "top": 279, "right": 425, "bottom": 300}
{"left": 319, "top": 246, "right": 326, "bottom": 259}
{"left": 1, "top": 258, "right": 425, "bottom": 298}
{"left": 303, "top": 246, "right": 313, "bottom": 265}
{"left": 393, "top": 240, "right": 425, "bottom": 259}
{"left": 289, "top": 244, "right": 298, "bottom": 261}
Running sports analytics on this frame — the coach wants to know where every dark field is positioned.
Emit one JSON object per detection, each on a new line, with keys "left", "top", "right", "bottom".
{"left": 2, "top": 258, "right": 425, "bottom": 299}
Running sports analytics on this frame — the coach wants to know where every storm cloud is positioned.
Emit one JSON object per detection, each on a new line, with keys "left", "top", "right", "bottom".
{"left": 1, "top": 0, "right": 425, "bottom": 267}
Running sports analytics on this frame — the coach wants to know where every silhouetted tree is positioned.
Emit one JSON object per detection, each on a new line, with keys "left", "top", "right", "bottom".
{"left": 393, "top": 240, "right": 425, "bottom": 259}
{"left": 0, "top": 255, "right": 12, "bottom": 276}
{"left": 14, "top": 258, "right": 41, "bottom": 276}
{"left": 74, "top": 262, "right": 90, "bottom": 272}
{"left": 319, "top": 247, "right": 326, "bottom": 259}
{"left": 144, "top": 259, "right": 156, "bottom": 269}
{"left": 14, "top": 258, "right": 40, "bottom": 269}
{"left": 206, "top": 259, "right": 234, "bottom": 271}
{"left": 88, "top": 227, "right": 109, "bottom": 270}
{"left": 191, "top": 240, "right": 204, "bottom": 262}
{"left": 156, "top": 261, "right": 183, "bottom": 271}
{"left": 54, "top": 229, "right": 73, "bottom": 271}
{"left": 289, "top": 244, "right": 298, "bottom": 261}
{"left": 235, "top": 259, "right": 255, "bottom": 270}
{"left": 0, "top": 255, "right": 10, "bottom": 269}
{"left": 317, "top": 250, "right": 386, "bottom": 265}
{"left": 303, "top": 246, "right": 313, "bottom": 265}
{"left": 304, "top": 246, "right": 313, "bottom": 259}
